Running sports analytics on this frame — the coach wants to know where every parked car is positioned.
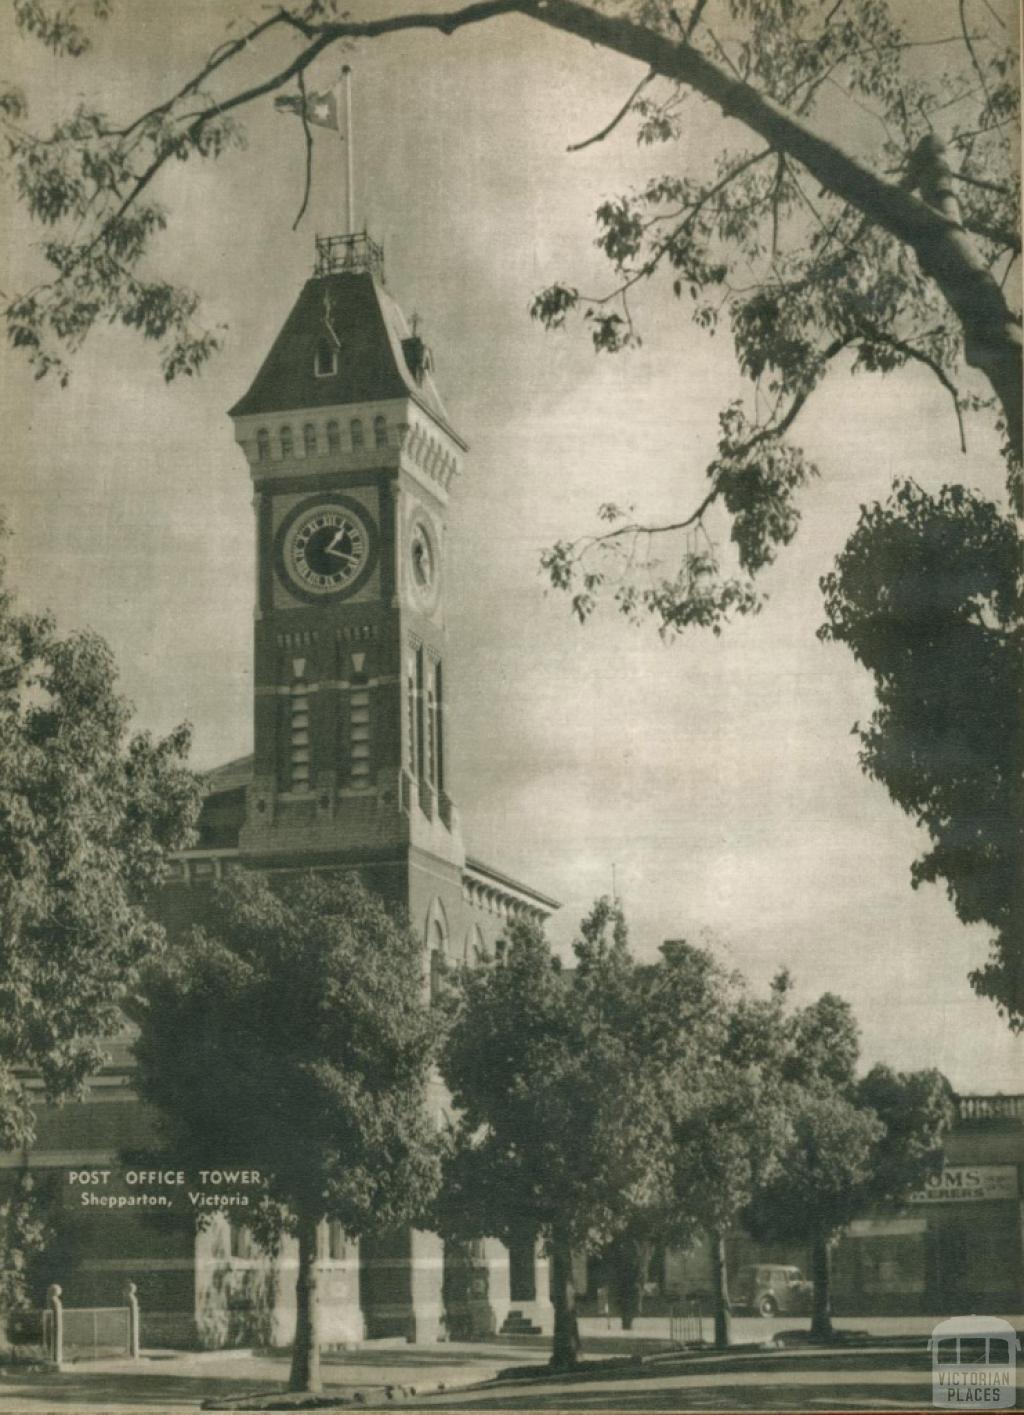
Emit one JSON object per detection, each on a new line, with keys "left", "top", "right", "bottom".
{"left": 733, "top": 1263, "right": 812, "bottom": 1316}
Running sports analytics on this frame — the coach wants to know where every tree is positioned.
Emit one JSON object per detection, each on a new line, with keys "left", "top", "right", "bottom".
{"left": 4, "top": 0, "right": 1020, "bottom": 1013}
{"left": 745, "top": 992, "right": 952, "bottom": 1340}
{"left": 596, "top": 938, "right": 750, "bottom": 1342}
{"left": 0, "top": 539, "right": 200, "bottom": 1150}
{"left": 0, "top": 1171, "right": 51, "bottom": 1329}
{"left": 437, "top": 900, "right": 691, "bottom": 1370}
{"left": 821, "top": 479, "right": 1024, "bottom": 1029}
{"left": 661, "top": 960, "right": 793, "bottom": 1348}
{"left": 602, "top": 947, "right": 794, "bottom": 1349}
{"left": 132, "top": 871, "right": 445, "bottom": 1395}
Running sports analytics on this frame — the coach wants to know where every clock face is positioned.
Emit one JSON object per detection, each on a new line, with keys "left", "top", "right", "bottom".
{"left": 408, "top": 520, "right": 440, "bottom": 607}
{"left": 410, "top": 523, "right": 434, "bottom": 590}
{"left": 274, "top": 497, "right": 376, "bottom": 602}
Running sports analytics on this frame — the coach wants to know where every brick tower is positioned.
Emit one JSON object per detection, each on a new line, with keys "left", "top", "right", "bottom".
{"left": 228, "top": 234, "right": 467, "bottom": 939}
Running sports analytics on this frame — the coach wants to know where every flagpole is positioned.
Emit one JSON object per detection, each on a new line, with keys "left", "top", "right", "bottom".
{"left": 341, "top": 65, "right": 354, "bottom": 234}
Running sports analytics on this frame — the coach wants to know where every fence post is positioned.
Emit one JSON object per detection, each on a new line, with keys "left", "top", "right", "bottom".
{"left": 46, "top": 1284, "right": 63, "bottom": 1368}
{"left": 125, "top": 1280, "right": 140, "bottom": 1360}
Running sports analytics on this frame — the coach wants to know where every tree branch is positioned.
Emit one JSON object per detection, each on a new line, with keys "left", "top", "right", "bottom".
{"left": 684, "top": 0, "right": 709, "bottom": 42}
{"left": 960, "top": 213, "right": 1021, "bottom": 254}
{"left": 291, "top": 69, "right": 315, "bottom": 231}
{"left": 114, "top": 9, "right": 292, "bottom": 141}
{"left": 860, "top": 332, "right": 967, "bottom": 452}
{"left": 950, "top": 169, "right": 1015, "bottom": 197}
{"left": 567, "top": 68, "right": 654, "bottom": 152}
{"left": 573, "top": 336, "right": 851, "bottom": 551}
{"left": 958, "top": 0, "right": 994, "bottom": 118}
{"left": 88, "top": 29, "right": 340, "bottom": 255}
{"left": 522, "top": 0, "right": 1021, "bottom": 458}
{"left": 9, "top": 0, "right": 1022, "bottom": 451}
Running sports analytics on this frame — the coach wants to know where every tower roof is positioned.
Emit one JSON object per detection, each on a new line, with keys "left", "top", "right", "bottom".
{"left": 228, "top": 265, "right": 463, "bottom": 447}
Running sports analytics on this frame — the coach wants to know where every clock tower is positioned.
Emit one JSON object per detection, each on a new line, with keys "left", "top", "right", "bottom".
{"left": 228, "top": 233, "right": 466, "bottom": 916}
{"left": 146, "top": 232, "right": 558, "bottom": 1347}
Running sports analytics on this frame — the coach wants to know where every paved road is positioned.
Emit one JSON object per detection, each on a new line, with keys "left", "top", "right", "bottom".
{"left": 363, "top": 1346, "right": 943, "bottom": 1412}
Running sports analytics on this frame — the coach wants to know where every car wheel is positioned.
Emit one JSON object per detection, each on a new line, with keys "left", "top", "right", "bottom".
{"left": 757, "top": 1295, "right": 778, "bottom": 1317}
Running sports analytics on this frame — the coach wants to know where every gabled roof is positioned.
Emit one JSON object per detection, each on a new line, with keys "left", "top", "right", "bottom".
{"left": 228, "top": 270, "right": 463, "bottom": 445}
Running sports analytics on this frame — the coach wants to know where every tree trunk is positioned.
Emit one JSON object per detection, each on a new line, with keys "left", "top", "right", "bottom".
{"left": 611, "top": 1237, "right": 642, "bottom": 1332}
{"left": 289, "top": 1213, "right": 322, "bottom": 1393}
{"left": 809, "top": 1233, "right": 834, "bottom": 1343}
{"left": 549, "top": 1226, "right": 581, "bottom": 1371}
{"left": 709, "top": 1229, "right": 732, "bottom": 1350}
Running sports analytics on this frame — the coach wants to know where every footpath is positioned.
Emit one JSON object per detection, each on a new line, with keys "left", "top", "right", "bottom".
{"left": 0, "top": 1339, "right": 533, "bottom": 1414}
{"left": 0, "top": 1315, "right": 1019, "bottom": 1414}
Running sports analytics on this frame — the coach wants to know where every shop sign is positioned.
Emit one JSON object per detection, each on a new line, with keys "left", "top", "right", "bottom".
{"left": 909, "top": 1165, "right": 1019, "bottom": 1204}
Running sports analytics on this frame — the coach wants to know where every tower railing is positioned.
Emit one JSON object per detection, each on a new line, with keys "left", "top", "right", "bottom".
{"left": 315, "top": 232, "right": 385, "bottom": 281}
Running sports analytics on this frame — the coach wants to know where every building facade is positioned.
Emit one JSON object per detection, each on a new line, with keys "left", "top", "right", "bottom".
{"left": 3, "top": 233, "right": 557, "bottom": 1350}
{"left": 585, "top": 1093, "right": 1024, "bottom": 1320}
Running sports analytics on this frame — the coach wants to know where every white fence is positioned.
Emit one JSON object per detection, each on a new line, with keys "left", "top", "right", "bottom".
{"left": 42, "top": 1282, "right": 140, "bottom": 1367}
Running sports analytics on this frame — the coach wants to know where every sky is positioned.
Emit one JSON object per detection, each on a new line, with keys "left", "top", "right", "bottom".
{"left": 1, "top": 0, "right": 1020, "bottom": 1091}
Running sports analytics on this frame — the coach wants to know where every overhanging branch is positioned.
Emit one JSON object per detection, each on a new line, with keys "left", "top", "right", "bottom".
{"left": 10, "top": 0, "right": 1022, "bottom": 453}
{"left": 567, "top": 68, "right": 654, "bottom": 151}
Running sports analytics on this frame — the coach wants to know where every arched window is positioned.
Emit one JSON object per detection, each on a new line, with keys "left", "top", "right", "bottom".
{"left": 465, "top": 924, "right": 486, "bottom": 966}
{"left": 326, "top": 420, "right": 340, "bottom": 454}
{"left": 303, "top": 423, "right": 317, "bottom": 457}
{"left": 314, "top": 338, "right": 337, "bottom": 377}
{"left": 427, "top": 909, "right": 449, "bottom": 1003}
{"left": 256, "top": 428, "right": 270, "bottom": 462}
{"left": 280, "top": 425, "right": 294, "bottom": 458}
{"left": 373, "top": 414, "right": 388, "bottom": 450}
{"left": 350, "top": 418, "right": 364, "bottom": 450}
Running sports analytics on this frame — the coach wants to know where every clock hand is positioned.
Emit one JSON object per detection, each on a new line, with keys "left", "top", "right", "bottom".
{"left": 324, "top": 530, "right": 358, "bottom": 563}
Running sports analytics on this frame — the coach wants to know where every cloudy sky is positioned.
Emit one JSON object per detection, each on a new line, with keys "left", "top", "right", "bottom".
{"left": 2, "top": 1, "right": 1020, "bottom": 1090}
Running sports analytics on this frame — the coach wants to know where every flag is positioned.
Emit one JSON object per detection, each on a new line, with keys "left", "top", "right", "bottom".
{"left": 274, "top": 88, "right": 339, "bottom": 132}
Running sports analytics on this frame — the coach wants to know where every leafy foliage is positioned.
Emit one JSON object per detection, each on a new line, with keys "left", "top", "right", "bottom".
{"left": 134, "top": 870, "right": 446, "bottom": 1391}
{"left": 820, "top": 479, "right": 1024, "bottom": 1027}
{"left": 530, "top": 0, "right": 1019, "bottom": 634}
{"left": 4, "top": 0, "right": 243, "bottom": 382}
{"left": 746, "top": 990, "right": 952, "bottom": 1337}
{"left": 661, "top": 958, "right": 791, "bottom": 1239}
{"left": 135, "top": 871, "right": 445, "bottom": 1241}
{"left": 0, "top": 1171, "right": 51, "bottom": 1319}
{"left": 439, "top": 904, "right": 796, "bottom": 1360}
{"left": 438, "top": 903, "right": 669, "bottom": 1252}
{"left": 0, "top": 545, "right": 200, "bottom": 1148}
{"left": 438, "top": 901, "right": 718, "bottom": 1365}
